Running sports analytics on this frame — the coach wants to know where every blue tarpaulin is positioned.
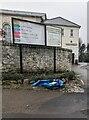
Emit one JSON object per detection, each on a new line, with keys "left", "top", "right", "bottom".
{"left": 31, "top": 79, "right": 64, "bottom": 90}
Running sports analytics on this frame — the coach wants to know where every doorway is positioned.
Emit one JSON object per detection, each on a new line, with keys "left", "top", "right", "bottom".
{"left": 72, "top": 53, "right": 75, "bottom": 64}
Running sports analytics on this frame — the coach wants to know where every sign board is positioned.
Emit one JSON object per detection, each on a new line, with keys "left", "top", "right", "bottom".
{"left": 46, "top": 26, "right": 62, "bottom": 47}
{"left": 12, "top": 18, "right": 46, "bottom": 45}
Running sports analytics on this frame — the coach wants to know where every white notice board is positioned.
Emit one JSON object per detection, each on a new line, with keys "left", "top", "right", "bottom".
{"left": 12, "top": 18, "right": 45, "bottom": 46}
{"left": 46, "top": 26, "right": 62, "bottom": 47}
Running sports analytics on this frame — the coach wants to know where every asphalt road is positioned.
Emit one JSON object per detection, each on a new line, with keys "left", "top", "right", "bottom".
{"left": 2, "top": 94, "right": 87, "bottom": 118}
{"left": 2, "top": 63, "right": 89, "bottom": 119}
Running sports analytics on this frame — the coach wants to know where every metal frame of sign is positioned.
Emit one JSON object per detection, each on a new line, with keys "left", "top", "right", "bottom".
{"left": 11, "top": 18, "right": 61, "bottom": 78}
{"left": 11, "top": 18, "right": 47, "bottom": 82}
{"left": 46, "top": 25, "right": 62, "bottom": 47}
{"left": 12, "top": 17, "right": 47, "bottom": 46}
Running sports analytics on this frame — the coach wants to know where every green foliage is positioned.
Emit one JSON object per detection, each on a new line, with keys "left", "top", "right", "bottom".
{"left": 87, "top": 43, "right": 89, "bottom": 52}
{"left": 84, "top": 57, "right": 89, "bottom": 62}
{"left": 79, "top": 43, "right": 89, "bottom": 62}
{"left": 2, "top": 70, "right": 76, "bottom": 85}
{"left": 59, "top": 73, "right": 66, "bottom": 79}
{"left": 28, "top": 72, "right": 61, "bottom": 82}
{"left": 79, "top": 38, "right": 86, "bottom": 62}
{"left": 66, "top": 71, "right": 76, "bottom": 80}
{"left": 2, "top": 72, "right": 24, "bottom": 81}
{"left": 79, "top": 43, "right": 86, "bottom": 53}
{"left": 79, "top": 53, "right": 85, "bottom": 62}
{"left": 60, "top": 71, "right": 76, "bottom": 80}
{"left": 84, "top": 53, "right": 89, "bottom": 62}
{"left": 27, "top": 70, "right": 76, "bottom": 82}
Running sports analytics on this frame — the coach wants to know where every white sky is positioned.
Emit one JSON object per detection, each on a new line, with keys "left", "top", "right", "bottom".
{"left": 1, "top": 1, "right": 87, "bottom": 44}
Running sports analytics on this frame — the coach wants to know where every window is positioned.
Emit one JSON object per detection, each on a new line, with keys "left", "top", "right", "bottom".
{"left": 70, "top": 29, "right": 73, "bottom": 37}
{"left": 3, "top": 23, "right": 11, "bottom": 43}
{"left": 61, "top": 28, "right": 64, "bottom": 36}
{"left": 70, "top": 40, "right": 72, "bottom": 43}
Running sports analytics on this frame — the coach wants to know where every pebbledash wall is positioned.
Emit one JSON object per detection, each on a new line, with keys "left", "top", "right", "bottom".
{"left": 2, "top": 43, "right": 72, "bottom": 73}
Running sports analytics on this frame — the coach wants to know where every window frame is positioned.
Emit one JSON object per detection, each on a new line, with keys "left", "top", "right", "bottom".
{"left": 70, "top": 29, "right": 73, "bottom": 37}
{"left": 61, "top": 28, "right": 64, "bottom": 36}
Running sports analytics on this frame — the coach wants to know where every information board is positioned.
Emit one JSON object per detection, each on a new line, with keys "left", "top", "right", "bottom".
{"left": 12, "top": 18, "right": 46, "bottom": 45}
{"left": 46, "top": 26, "right": 62, "bottom": 47}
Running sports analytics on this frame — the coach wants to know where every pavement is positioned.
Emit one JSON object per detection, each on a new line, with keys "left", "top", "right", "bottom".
{"left": 2, "top": 63, "right": 89, "bottom": 119}
{"left": 72, "top": 63, "right": 87, "bottom": 87}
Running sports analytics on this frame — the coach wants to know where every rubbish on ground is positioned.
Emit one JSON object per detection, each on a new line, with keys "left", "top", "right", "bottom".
{"left": 80, "top": 80, "right": 84, "bottom": 85}
{"left": 26, "top": 105, "right": 29, "bottom": 107}
{"left": 31, "top": 79, "right": 64, "bottom": 90}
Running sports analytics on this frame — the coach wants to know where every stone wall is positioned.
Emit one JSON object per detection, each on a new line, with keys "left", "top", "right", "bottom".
{"left": 2, "top": 44, "right": 72, "bottom": 73}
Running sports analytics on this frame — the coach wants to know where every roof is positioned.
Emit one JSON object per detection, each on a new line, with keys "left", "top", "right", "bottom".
{"left": 0, "top": 9, "right": 46, "bottom": 20}
{"left": 43, "top": 17, "right": 81, "bottom": 28}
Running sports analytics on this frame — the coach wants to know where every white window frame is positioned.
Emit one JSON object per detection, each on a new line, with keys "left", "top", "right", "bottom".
{"left": 61, "top": 28, "right": 64, "bottom": 36}
{"left": 70, "top": 29, "right": 73, "bottom": 37}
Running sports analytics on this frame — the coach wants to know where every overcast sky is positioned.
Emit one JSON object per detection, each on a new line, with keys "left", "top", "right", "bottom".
{"left": 1, "top": 1, "right": 87, "bottom": 44}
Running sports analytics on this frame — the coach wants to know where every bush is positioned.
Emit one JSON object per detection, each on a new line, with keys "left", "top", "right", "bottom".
{"left": 60, "top": 73, "right": 66, "bottom": 79}
{"left": 2, "top": 72, "right": 24, "bottom": 81}
{"left": 84, "top": 56, "right": 89, "bottom": 62}
{"left": 65, "top": 71, "right": 76, "bottom": 80}
{"left": 60, "top": 71, "right": 75, "bottom": 80}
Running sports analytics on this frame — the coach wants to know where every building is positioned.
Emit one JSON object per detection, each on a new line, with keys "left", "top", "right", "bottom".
{"left": 43, "top": 17, "right": 81, "bottom": 63}
{"left": 1, "top": 9, "right": 72, "bottom": 72}
{"left": 0, "top": 9, "right": 81, "bottom": 63}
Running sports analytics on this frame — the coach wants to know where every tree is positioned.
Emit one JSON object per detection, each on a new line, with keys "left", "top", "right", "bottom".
{"left": 79, "top": 38, "right": 86, "bottom": 62}
{"left": 87, "top": 43, "right": 89, "bottom": 52}
{"left": 84, "top": 43, "right": 89, "bottom": 62}
{"left": 79, "top": 43, "right": 86, "bottom": 53}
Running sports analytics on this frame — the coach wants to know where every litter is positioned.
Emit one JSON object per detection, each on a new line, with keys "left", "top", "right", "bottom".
{"left": 31, "top": 79, "right": 64, "bottom": 90}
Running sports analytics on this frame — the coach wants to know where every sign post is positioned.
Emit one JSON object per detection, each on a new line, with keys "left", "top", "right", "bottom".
{"left": 19, "top": 45, "right": 23, "bottom": 74}
{"left": 12, "top": 17, "right": 46, "bottom": 77}
{"left": 19, "top": 45, "right": 23, "bottom": 84}
{"left": 46, "top": 25, "right": 62, "bottom": 73}
{"left": 12, "top": 18, "right": 62, "bottom": 75}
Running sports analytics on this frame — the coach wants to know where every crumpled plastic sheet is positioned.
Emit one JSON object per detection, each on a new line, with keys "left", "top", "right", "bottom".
{"left": 31, "top": 79, "right": 64, "bottom": 90}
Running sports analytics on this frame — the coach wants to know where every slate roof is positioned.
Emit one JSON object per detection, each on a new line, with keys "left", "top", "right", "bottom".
{"left": 0, "top": 9, "right": 46, "bottom": 20}
{"left": 43, "top": 17, "right": 81, "bottom": 28}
